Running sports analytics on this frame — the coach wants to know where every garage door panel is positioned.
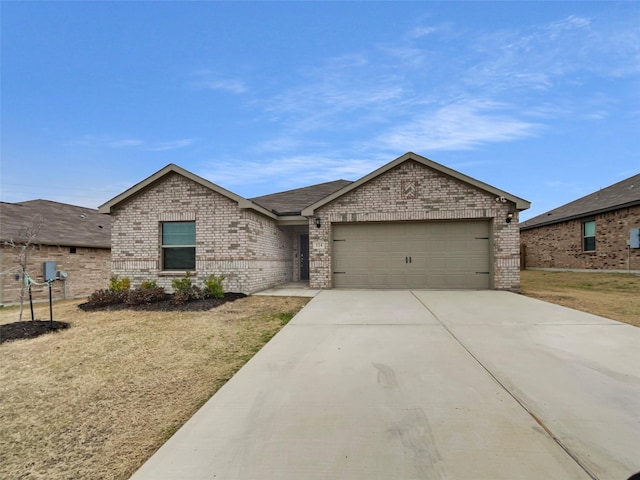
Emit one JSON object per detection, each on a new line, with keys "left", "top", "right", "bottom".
{"left": 333, "top": 221, "right": 490, "bottom": 289}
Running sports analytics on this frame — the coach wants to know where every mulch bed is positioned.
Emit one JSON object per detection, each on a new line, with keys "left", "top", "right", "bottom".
{"left": 1, "top": 293, "right": 247, "bottom": 344}
{"left": 1, "top": 320, "right": 70, "bottom": 344}
{"left": 78, "top": 292, "right": 247, "bottom": 312}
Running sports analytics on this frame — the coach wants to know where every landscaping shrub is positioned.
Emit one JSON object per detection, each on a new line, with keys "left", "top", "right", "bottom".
{"left": 124, "top": 287, "right": 166, "bottom": 305}
{"left": 203, "top": 274, "right": 225, "bottom": 299}
{"left": 171, "top": 272, "right": 193, "bottom": 293}
{"left": 108, "top": 275, "right": 131, "bottom": 293}
{"left": 85, "top": 273, "right": 227, "bottom": 308}
{"left": 171, "top": 272, "right": 203, "bottom": 305}
{"left": 86, "top": 289, "right": 126, "bottom": 307}
{"left": 140, "top": 280, "right": 158, "bottom": 290}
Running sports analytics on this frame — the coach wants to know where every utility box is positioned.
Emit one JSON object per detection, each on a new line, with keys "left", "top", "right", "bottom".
{"left": 43, "top": 262, "right": 57, "bottom": 281}
{"left": 631, "top": 228, "right": 640, "bottom": 249}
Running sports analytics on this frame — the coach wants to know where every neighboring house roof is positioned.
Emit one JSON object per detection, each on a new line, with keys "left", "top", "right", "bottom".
{"left": 302, "top": 152, "right": 530, "bottom": 216}
{"left": 520, "top": 173, "right": 640, "bottom": 231}
{"left": 0, "top": 199, "right": 111, "bottom": 248}
{"left": 250, "top": 180, "right": 353, "bottom": 215}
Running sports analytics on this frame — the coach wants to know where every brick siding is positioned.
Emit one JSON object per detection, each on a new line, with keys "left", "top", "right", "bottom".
{"left": 309, "top": 160, "right": 521, "bottom": 290}
{"left": 110, "top": 173, "right": 293, "bottom": 294}
{"left": 521, "top": 205, "right": 640, "bottom": 271}
{"left": 0, "top": 244, "right": 110, "bottom": 305}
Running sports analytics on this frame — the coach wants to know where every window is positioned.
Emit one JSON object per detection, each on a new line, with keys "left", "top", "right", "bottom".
{"left": 582, "top": 220, "right": 596, "bottom": 251}
{"left": 162, "top": 222, "right": 196, "bottom": 270}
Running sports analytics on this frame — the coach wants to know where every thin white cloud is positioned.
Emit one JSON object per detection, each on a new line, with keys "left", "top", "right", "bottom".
{"left": 108, "top": 138, "right": 144, "bottom": 148}
{"left": 230, "top": 8, "right": 639, "bottom": 176}
{"left": 260, "top": 51, "right": 405, "bottom": 132}
{"left": 71, "top": 135, "right": 194, "bottom": 151}
{"left": 467, "top": 12, "right": 640, "bottom": 93}
{"left": 144, "top": 139, "right": 195, "bottom": 151}
{"left": 405, "top": 26, "right": 439, "bottom": 40}
{"left": 190, "top": 70, "right": 248, "bottom": 94}
{"left": 200, "top": 153, "right": 383, "bottom": 195}
{"left": 377, "top": 100, "right": 540, "bottom": 152}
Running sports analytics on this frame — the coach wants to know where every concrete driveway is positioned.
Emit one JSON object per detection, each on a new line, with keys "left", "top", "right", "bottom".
{"left": 130, "top": 290, "right": 640, "bottom": 480}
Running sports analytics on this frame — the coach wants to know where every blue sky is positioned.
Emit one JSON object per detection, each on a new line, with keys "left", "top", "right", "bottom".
{"left": 1, "top": 1, "right": 638, "bottom": 220}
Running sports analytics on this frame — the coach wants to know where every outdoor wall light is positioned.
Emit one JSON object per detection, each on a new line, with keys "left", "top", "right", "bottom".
{"left": 506, "top": 211, "right": 514, "bottom": 224}
{"left": 315, "top": 217, "right": 322, "bottom": 228}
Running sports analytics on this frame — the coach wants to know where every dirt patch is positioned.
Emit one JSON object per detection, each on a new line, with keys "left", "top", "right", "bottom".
{"left": 0, "top": 320, "right": 70, "bottom": 344}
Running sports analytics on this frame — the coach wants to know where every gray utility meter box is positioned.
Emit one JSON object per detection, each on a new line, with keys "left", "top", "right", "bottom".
{"left": 43, "top": 262, "right": 57, "bottom": 281}
{"left": 630, "top": 228, "right": 640, "bottom": 249}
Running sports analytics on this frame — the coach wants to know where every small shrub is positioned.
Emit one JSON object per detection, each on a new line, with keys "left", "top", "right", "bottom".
{"left": 172, "top": 286, "right": 203, "bottom": 305}
{"left": 171, "top": 272, "right": 202, "bottom": 305}
{"left": 171, "top": 272, "right": 193, "bottom": 293}
{"left": 124, "top": 287, "right": 166, "bottom": 305}
{"left": 87, "top": 289, "right": 126, "bottom": 307}
{"left": 140, "top": 280, "right": 158, "bottom": 290}
{"left": 203, "top": 274, "right": 225, "bottom": 299}
{"left": 109, "top": 275, "right": 131, "bottom": 293}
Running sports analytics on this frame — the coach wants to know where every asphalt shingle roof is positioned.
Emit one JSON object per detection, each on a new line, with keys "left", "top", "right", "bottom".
{"left": 0, "top": 200, "right": 111, "bottom": 248}
{"left": 250, "top": 180, "right": 353, "bottom": 215}
{"left": 520, "top": 173, "right": 640, "bottom": 230}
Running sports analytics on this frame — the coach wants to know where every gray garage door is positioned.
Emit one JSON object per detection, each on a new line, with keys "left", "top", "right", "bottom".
{"left": 332, "top": 221, "right": 491, "bottom": 289}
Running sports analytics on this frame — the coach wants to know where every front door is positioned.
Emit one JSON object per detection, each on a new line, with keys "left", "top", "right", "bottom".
{"left": 300, "top": 234, "right": 309, "bottom": 280}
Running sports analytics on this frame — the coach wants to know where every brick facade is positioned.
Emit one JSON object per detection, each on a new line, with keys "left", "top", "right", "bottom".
{"left": 110, "top": 173, "right": 293, "bottom": 294}
{"left": 309, "top": 160, "right": 521, "bottom": 290}
{"left": 105, "top": 156, "right": 526, "bottom": 293}
{"left": 521, "top": 205, "right": 640, "bottom": 271}
{"left": 0, "top": 244, "right": 110, "bottom": 305}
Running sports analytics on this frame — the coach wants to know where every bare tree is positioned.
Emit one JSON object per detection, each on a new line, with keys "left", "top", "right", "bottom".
{"left": 3, "top": 215, "right": 43, "bottom": 321}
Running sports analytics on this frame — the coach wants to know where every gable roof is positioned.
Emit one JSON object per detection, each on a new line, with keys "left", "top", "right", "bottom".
{"left": 250, "top": 180, "right": 353, "bottom": 215}
{"left": 98, "top": 164, "right": 278, "bottom": 219}
{"left": 302, "top": 152, "right": 530, "bottom": 216}
{"left": 98, "top": 152, "right": 530, "bottom": 221}
{"left": 1, "top": 200, "right": 111, "bottom": 248}
{"left": 520, "top": 173, "right": 640, "bottom": 231}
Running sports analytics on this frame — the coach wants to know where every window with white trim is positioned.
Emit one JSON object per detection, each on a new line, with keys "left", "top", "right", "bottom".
{"left": 582, "top": 220, "right": 596, "bottom": 252}
{"left": 162, "top": 221, "right": 196, "bottom": 270}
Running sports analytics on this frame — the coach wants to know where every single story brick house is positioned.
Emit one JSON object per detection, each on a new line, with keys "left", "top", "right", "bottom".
{"left": 98, "top": 152, "right": 530, "bottom": 293}
{"left": 520, "top": 173, "right": 640, "bottom": 272}
{"left": 0, "top": 200, "right": 111, "bottom": 305}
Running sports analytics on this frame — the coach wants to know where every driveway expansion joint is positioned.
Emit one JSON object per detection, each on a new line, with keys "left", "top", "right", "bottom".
{"left": 409, "top": 290, "right": 600, "bottom": 480}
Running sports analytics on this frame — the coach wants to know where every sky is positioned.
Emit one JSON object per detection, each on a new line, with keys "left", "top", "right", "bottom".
{"left": 1, "top": 1, "right": 639, "bottom": 221}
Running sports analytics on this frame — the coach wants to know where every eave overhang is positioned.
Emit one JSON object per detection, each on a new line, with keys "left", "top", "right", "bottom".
{"left": 302, "top": 152, "right": 530, "bottom": 216}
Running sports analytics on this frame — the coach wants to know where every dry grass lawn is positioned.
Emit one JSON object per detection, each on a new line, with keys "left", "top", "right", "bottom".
{"left": 2, "top": 271, "right": 638, "bottom": 479}
{"left": 520, "top": 270, "right": 640, "bottom": 327}
{"left": 0, "top": 295, "right": 309, "bottom": 480}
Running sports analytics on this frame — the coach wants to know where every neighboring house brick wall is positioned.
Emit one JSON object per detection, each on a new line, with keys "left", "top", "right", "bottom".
{"left": 110, "top": 173, "right": 292, "bottom": 294}
{"left": 521, "top": 205, "right": 640, "bottom": 271}
{"left": 0, "top": 244, "right": 110, "bottom": 305}
{"left": 309, "top": 160, "right": 521, "bottom": 290}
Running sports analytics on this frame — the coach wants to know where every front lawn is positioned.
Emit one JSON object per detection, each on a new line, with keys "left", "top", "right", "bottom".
{"left": 0, "top": 296, "right": 309, "bottom": 480}
{"left": 520, "top": 270, "right": 640, "bottom": 327}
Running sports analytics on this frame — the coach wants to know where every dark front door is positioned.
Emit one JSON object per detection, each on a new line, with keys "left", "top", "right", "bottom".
{"left": 300, "top": 234, "right": 310, "bottom": 280}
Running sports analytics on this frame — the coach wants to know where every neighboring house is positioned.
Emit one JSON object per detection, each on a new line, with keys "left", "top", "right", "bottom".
{"left": 0, "top": 200, "right": 111, "bottom": 305}
{"left": 99, "top": 152, "right": 530, "bottom": 293}
{"left": 520, "top": 173, "right": 640, "bottom": 272}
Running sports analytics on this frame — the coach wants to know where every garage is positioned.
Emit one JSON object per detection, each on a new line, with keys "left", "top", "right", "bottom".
{"left": 332, "top": 221, "right": 491, "bottom": 289}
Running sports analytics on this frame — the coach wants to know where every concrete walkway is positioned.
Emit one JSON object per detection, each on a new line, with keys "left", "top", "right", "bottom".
{"left": 253, "top": 281, "right": 321, "bottom": 298}
{"left": 130, "top": 290, "right": 640, "bottom": 480}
